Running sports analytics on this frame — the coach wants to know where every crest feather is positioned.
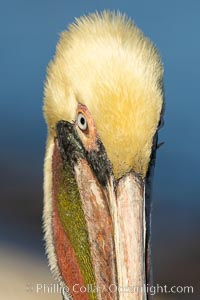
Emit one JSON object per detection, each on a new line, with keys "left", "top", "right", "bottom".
{"left": 44, "top": 11, "right": 164, "bottom": 178}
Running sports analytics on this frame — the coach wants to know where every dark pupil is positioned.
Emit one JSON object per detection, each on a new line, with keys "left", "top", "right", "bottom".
{"left": 80, "top": 117, "right": 85, "bottom": 125}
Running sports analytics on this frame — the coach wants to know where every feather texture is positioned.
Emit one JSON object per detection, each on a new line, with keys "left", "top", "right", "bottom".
{"left": 44, "top": 11, "right": 163, "bottom": 178}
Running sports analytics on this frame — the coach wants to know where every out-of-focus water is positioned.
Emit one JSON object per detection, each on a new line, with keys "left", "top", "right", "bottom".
{"left": 0, "top": 1, "right": 200, "bottom": 299}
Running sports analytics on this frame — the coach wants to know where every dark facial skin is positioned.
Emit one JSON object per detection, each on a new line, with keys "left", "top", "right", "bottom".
{"left": 56, "top": 120, "right": 112, "bottom": 187}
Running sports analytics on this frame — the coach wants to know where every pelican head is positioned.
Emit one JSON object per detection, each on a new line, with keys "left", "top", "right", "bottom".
{"left": 43, "top": 11, "right": 164, "bottom": 300}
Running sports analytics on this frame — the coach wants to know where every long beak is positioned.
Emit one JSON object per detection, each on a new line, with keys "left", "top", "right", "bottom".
{"left": 106, "top": 173, "right": 147, "bottom": 300}
{"left": 56, "top": 120, "right": 149, "bottom": 300}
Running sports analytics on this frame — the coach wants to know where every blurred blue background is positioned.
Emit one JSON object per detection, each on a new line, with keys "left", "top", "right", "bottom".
{"left": 0, "top": 1, "right": 200, "bottom": 299}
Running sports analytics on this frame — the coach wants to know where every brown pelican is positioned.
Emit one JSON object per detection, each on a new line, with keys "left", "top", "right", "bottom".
{"left": 43, "top": 11, "right": 164, "bottom": 300}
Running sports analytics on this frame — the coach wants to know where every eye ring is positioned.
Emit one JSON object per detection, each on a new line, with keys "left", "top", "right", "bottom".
{"left": 77, "top": 112, "right": 88, "bottom": 131}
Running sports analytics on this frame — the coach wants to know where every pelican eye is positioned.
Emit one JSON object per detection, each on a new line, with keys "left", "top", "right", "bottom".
{"left": 77, "top": 113, "right": 88, "bottom": 131}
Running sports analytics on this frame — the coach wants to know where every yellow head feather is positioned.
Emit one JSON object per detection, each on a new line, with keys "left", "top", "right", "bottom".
{"left": 44, "top": 11, "right": 163, "bottom": 179}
